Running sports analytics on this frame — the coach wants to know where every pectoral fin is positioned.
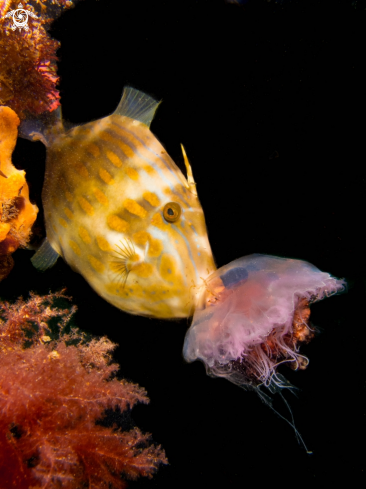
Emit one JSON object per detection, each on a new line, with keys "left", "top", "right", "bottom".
{"left": 31, "top": 238, "right": 59, "bottom": 271}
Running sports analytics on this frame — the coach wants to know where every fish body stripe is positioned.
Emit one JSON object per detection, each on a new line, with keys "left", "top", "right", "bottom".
{"left": 111, "top": 120, "right": 183, "bottom": 184}
{"left": 108, "top": 123, "right": 190, "bottom": 206}
{"left": 170, "top": 222, "right": 199, "bottom": 283}
{"left": 104, "top": 125, "right": 181, "bottom": 200}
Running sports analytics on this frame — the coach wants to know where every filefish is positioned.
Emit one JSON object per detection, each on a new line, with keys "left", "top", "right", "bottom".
{"left": 25, "top": 87, "right": 216, "bottom": 318}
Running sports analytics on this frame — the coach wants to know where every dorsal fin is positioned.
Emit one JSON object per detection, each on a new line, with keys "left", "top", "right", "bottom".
{"left": 115, "top": 87, "right": 160, "bottom": 127}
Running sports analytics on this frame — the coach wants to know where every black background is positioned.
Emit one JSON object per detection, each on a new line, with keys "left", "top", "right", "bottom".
{"left": 2, "top": 0, "right": 365, "bottom": 487}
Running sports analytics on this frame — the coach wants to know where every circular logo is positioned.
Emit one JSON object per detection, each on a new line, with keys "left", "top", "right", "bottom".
{"left": 12, "top": 8, "right": 29, "bottom": 29}
{"left": 4, "top": 4, "right": 38, "bottom": 32}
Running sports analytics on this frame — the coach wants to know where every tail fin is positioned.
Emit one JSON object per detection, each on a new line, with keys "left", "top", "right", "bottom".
{"left": 19, "top": 106, "right": 63, "bottom": 147}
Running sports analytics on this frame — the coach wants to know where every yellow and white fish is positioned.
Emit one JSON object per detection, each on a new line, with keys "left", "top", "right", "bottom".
{"left": 26, "top": 87, "right": 216, "bottom": 318}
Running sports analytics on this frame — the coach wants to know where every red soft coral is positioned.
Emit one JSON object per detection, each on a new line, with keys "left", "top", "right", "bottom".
{"left": 0, "top": 1, "right": 75, "bottom": 118}
{"left": 0, "top": 291, "right": 167, "bottom": 488}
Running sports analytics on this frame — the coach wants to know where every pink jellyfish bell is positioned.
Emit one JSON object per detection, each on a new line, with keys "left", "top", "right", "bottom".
{"left": 183, "top": 254, "right": 346, "bottom": 393}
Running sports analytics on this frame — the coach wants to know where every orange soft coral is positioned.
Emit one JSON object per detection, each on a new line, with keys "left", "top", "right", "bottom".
{"left": 0, "top": 105, "right": 38, "bottom": 279}
{"left": 0, "top": 291, "right": 167, "bottom": 488}
{"left": 0, "top": 0, "right": 74, "bottom": 119}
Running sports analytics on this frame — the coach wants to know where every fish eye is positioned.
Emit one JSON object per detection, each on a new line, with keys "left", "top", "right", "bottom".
{"left": 163, "top": 202, "right": 181, "bottom": 223}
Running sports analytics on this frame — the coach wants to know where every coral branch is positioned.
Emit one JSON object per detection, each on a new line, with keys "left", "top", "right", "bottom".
{"left": 0, "top": 291, "right": 167, "bottom": 488}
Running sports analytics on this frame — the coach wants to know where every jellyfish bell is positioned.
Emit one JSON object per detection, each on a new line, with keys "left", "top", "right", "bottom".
{"left": 183, "top": 253, "right": 346, "bottom": 393}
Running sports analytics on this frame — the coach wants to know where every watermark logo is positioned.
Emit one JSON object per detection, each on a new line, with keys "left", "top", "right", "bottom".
{"left": 4, "top": 3, "right": 37, "bottom": 31}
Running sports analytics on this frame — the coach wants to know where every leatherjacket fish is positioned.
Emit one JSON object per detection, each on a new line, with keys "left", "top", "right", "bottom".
{"left": 27, "top": 87, "right": 216, "bottom": 318}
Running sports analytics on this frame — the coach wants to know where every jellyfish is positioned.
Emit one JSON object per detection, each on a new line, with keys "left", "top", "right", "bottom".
{"left": 183, "top": 254, "right": 345, "bottom": 446}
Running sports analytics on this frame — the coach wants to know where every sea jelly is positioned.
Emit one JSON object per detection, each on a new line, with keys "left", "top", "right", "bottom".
{"left": 183, "top": 254, "right": 345, "bottom": 392}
